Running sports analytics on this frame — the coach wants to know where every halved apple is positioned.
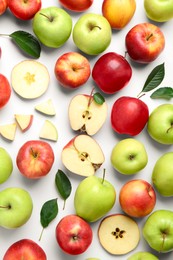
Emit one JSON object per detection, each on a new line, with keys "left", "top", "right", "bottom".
{"left": 39, "top": 120, "right": 58, "bottom": 142}
{"left": 61, "top": 134, "right": 105, "bottom": 176}
{"left": 11, "top": 60, "right": 50, "bottom": 99}
{"left": 98, "top": 214, "right": 140, "bottom": 255}
{"left": 15, "top": 114, "right": 33, "bottom": 132}
{"left": 35, "top": 99, "right": 56, "bottom": 116}
{"left": 0, "top": 122, "right": 17, "bottom": 141}
{"left": 68, "top": 94, "right": 107, "bottom": 135}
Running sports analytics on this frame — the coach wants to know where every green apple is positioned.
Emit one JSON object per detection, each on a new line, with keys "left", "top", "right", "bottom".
{"left": 86, "top": 258, "right": 100, "bottom": 260}
{"left": 127, "top": 251, "right": 158, "bottom": 260}
{"left": 111, "top": 138, "right": 148, "bottom": 175}
{"left": 143, "top": 209, "right": 173, "bottom": 252}
{"left": 147, "top": 103, "right": 173, "bottom": 144}
{"left": 144, "top": 0, "right": 173, "bottom": 22}
{"left": 32, "top": 7, "right": 72, "bottom": 48}
{"left": 0, "top": 147, "right": 13, "bottom": 184}
{"left": 74, "top": 170, "right": 116, "bottom": 222}
{"left": 0, "top": 187, "right": 33, "bottom": 228}
{"left": 72, "top": 13, "right": 112, "bottom": 55}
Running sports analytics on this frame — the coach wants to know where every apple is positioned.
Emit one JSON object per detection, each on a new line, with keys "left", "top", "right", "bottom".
{"left": 119, "top": 179, "right": 156, "bottom": 218}
{"left": 0, "top": 147, "right": 13, "bottom": 184}
{"left": 55, "top": 214, "right": 93, "bottom": 255}
{"left": 54, "top": 52, "right": 91, "bottom": 89}
{"left": 143, "top": 209, "right": 173, "bottom": 252}
{"left": 16, "top": 140, "right": 55, "bottom": 179}
{"left": 125, "top": 22, "right": 165, "bottom": 63}
{"left": 86, "top": 258, "right": 100, "bottom": 260}
{"left": 15, "top": 114, "right": 33, "bottom": 132}
{"left": 59, "top": 0, "right": 93, "bottom": 12}
{"left": 39, "top": 120, "right": 58, "bottom": 142}
{"left": 68, "top": 94, "right": 108, "bottom": 135}
{"left": 0, "top": 187, "right": 33, "bottom": 228}
{"left": 111, "top": 96, "right": 149, "bottom": 136}
{"left": 127, "top": 251, "right": 159, "bottom": 260}
{"left": 147, "top": 103, "right": 173, "bottom": 144}
{"left": 3, "top": 239, "right": 47, "bottom": 260}
{"left": 0, "top": 73, "right": 11, "bottom": 109}
{"left": 61, "top": 134, "right": 105, "bottom": 177}
{"left": 0, "top": 0, "right": 8, "bottom": 15}
{"left": 102, "top": 0, "right": 136, "bottom": 29}
{"left": 72, "top": 13, "right": 112, "bottom": 55}
{"left": 32, "top": 7, "right": 72, "bottom": 48}
{"left": 35, "top": 99, "right": 56, "bottom": 116}
{"left": 98, "top": 214, "right": 140, "bottom": 255}
{"left": 92, "top": 52, "right": 132, "bottom": 94}
{"left": 0, "top": 122, "right": 17, "bottom": 141}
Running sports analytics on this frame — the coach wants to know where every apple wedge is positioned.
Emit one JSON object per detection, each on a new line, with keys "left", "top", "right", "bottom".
{"left": 35, "top": 99, "right": 56, "bottom": 116}
{"left": 68, "top": 94, "right": 107, "bottom": 135}
{"left": 39, "top": 120, "right": 58, "bottom": 142}
{"left": 15, "top": 114, "right": 33, "bottom": 132}
{"left": 0, "top": 123, "right": 17, "bottom": 141}
{"left": 11, "top": 60, "right": 50, "bottom": 99}
{"left": 98, "top": 214, "right": 140, "bottom": 255}
{"left": 61, "top": 134, "right": 105, "bottom": 176}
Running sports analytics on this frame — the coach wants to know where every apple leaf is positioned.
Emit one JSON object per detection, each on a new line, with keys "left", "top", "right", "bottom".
{"left": 150, "top": 87, "right": 173, "bottom": 100}
{"left": 93, "top": 92, "right": 105, "bottom": 105}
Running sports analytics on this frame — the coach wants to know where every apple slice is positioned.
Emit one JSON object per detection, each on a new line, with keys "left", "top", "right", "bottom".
{"left": 11, "top": 60, "right": 50, "bottom": 99}
{"left": 0, "top": 123, "right": 17, "bottom": 141}
{"left": 35, "top": 99, "right": 56, "bottom": 116}
{"left": 68, "top": 94, "right": 107, "bottom": 135}
{"left": 98, "top": 214, "right": 140, "bottom": 255}
{"left": 15, "top": 114, "right": 33, "bottom": 132}
{"left": 61, "top": 134, "right": 105, "bottom": 177}
{"left": 39, "top": 120, "right": 58, "bottom": 142}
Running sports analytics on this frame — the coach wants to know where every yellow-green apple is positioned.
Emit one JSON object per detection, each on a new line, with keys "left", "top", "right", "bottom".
{"left": 0, "top": 0, "right": 8, "bottom": 15}
{"left": 39, "top": 120, "right": 58, "bottom": 142}
{"left": 111, "top": 138, "right": 148, "bottom": 175}
{"left": 125, "top": 22, "right": 165, "bottom": 63}
{"left": 0, "top": 73, "right": 11, "bottom": 109}
{"left": 55, "top": 214, "right": 93, "bottom": 255}
{"left": 8, "top": 0, "right": 41, "bottom": 20}
{"left": 59, "top": 0, "right": 93, "bottom": 12}
{"left": 54, "top": 52, "right": 91, "bottom": 89}
{"left": 86, "top": 258, "right": 100, "bottom": 260}
{"left": 102, "top": 0, "right": 136, "bottom": 29}
{"left": 16, "top": 140, "right": 55, "bottom": 179}
{"left": 61, "top": 134, "right": 105, "bottom": 177}
{"left": 68, "top": 94, "right": 108, "bottom": 135}
{"left": 3, "top": 239, "right": 47, "bottom": 260}
{"left": 143, "top": 209, "right": 173, "bottom": 252}
{"left": 72, "top": 13, "right": 112, "bottom": 55}
{"left": 147, "top": 103, "right": 173, "bottom": 144}
{"left": 0, "top": 187, "right": 33, "bottom": 228}
{"left": 0, "top": 147, "right": 13, "bottom": 184}
{"left": 111, "top": 96, "right": 149, "bottom": 136}
{"left": 127, "top": 251, "right": 159, "bottom": 260}
{"left": 92, "top": 52, "right": 132, "bottom": 94}
{"left": 35, "top": 99, "right": 56, "bottom": 116}
{"left": 0, "top": 122, "right": 17, "bottom": 141}
{"left": 98, "top": 214, "right": 140, "bottom": 255}
{"left": 15, "top": 114, "right": 33, "bottom": 132}
{"left": 32, "top": 7, "right": 72, "bottom": 48}
{"left": 119, "top": 179, "right": 156, "bottom": 218}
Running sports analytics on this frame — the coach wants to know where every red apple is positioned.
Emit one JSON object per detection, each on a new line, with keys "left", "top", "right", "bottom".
{"left": 3, "top": 239, "right": 47, "bottom": 260}
{"left": 92, "top": 52, "right": 132, "bottom": 94}
{"left": 16, "top": 140, "right": 55, "bottom": 179}
{"left": 55, "top": 214, "right": 93, "bottom": 255}
{"left": 111, "top": 96, "right": 149, "bottom": 136}
{"left": 119, "top": 179, "right": 156, "bottom": 218}
{"left": 8, "top": 0, "right": 41, "bottom": 20}
{"left": 0, "top": 73, "right": 11, "bottom": 109}
{"left": 58, "top": 0, "right": 93, "bottom": 12}
{"left": 54, "top": 52, "right": 91, "bottom": 89}
{"left": 0, "top": 0, "right": 8, "bottom": 15}
{"left": 125, "top": 22, "right": 165, "bottom": 63}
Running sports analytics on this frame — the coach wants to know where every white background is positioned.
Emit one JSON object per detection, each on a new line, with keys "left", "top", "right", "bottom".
{"left": 0, "top": 0, "right": 173, "bottom": 259}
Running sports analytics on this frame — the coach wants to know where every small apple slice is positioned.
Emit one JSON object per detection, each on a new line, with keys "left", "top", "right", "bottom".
{"left": 11, "top": 60, "right": 50, "bottom": 99}
{"left": 35, "top": 99, "right": 56, "bottom": 116}
{"left": 61, "top": 134, "right": 105, "bottom": 176}
{"left": 39, "top": 120, "right": 58, "bottom": 142}
{"left": 98, "top": 214, "right": 140, "bottom": 255}
{"left": 15, "top": 114, "right": 33, "bottom": 132}
{"left": 0, "top": 123, "right": 17, "bottom": 141}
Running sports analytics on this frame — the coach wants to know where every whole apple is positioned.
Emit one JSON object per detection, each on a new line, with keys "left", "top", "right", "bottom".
{"left": 0, "top": 73, "right": 11, "bottom": 109}
{"left": 59, "top": 0, "right": 93, "bottom": 12}
{"left": 55, "top": 214, "right": 93, "bottom": 255}
{"left": 92, "top": 52, "right": 132, "bottom": 94}
{"left": 0, "top": 147, "right": 13, "bottom": 184}
{"left": 127, "top": 251, "right": 159, "bottom": 260}
{"left": 0, "top": 0, "right": 8, "bottom": 15}
{"left": 125, "top": 22, "right": 165, "bottom": 63}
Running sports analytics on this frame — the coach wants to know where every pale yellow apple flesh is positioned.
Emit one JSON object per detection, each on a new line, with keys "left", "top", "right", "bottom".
{"left": 39, "top": 120, "right": 58, "bottom": 142}
{"left": 35, "top": 99, "right": 56, "bottom": 116}
{"left": 15, "top": 114, "right": 33, "bottom": 132}
{"left": 0, "top": 123, "right": 17, "bottom": 141}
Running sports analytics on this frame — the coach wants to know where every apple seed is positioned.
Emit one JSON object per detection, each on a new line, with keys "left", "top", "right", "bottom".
{"left": 111, "top": 227, "right": 126, "bottom": 239}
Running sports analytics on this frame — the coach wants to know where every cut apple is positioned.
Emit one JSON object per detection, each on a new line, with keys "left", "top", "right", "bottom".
{"left": 35, "top": 99, "right": 56, "bottom": 116}
{"left": 68, "top": 94, "right": 107, "bottom": 135}
{"left": 0, "top": 122, "right": 17, "bottom": 141}
{"left": 39, "top": 120, "right": 58, "bottom": 142}
{"left": 15, "top": 114, "right": 33, "bottom": 132}
{"left": 61, "top": 134, "right": 105, "bottom": 177}
{"left": 98, "top": 214, "right": 140, "bottom": 255}
{"left": 11, "top": 60, "right": 50, "bottom": 99}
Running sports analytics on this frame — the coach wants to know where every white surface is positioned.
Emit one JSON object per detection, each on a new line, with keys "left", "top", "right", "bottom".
{"left": 0, "top": 1, "right": 173, "bottom": 259}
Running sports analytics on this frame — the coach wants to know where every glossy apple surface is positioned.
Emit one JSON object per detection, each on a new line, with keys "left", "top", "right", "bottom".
{"left": 127, "top": 251, "right": 158, "bottom": 260}
{"left": 0, "top": 0, "right": 8, "bottom": 15}
{"left": 0, "top": 147, "right": 13, "bottom": 184}
{"left": 0, "top": 73, "right": 11, "bottom": 109}
{"left": 59, "top": 0, "right": 93, "bottom": 12}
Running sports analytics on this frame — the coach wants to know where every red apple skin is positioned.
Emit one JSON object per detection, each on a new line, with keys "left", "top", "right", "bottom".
{"left": 3, "top": 239, "right": 47, "bottom": 260}
{"left": 119, "top": 179, "right": 156, "bottom": 218}
{"left": 59, "top": 0, "right": 93, "bottom": 12}
{"left": 55, "top": 214, "right": 93, "bottom": 255}
{"left": 8, "top": 0, "right": 41, "bottom": 20}
{"left": 0, "top": 74, "right": 11, "bottom": 109}
{"left": 111, "top": 96, "right": 149, "bottom": 136}
{"left": 16, "top": 140, "right": 55, "bottom": 179}
{"left": 54, "top": 52, "right": 91, "bottom": 89}
{"left": 92, "top": 52, "right": 132, "bottom": 94}
{"left": 125, "top": 23, "right": 165, "bottom": 63}
{"left": 0, "top": 0, "right": 8, "bottom": 15}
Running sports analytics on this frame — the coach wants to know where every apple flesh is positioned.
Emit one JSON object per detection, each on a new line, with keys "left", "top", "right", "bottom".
{"left": 39, "top": 120, "right": 58, "bottom": 142}
{"left": 15, "top": 114, "right": 33, "bottom": 132}
{"left": 0, "top": 0, "right": 8, "bottom": 15}
{"left": 0, "top": 122, "right": 17, "bottom": 141}
{"left": 0, "top": 147, "right": 13, "bottom": 184}
{"left": 59, "top": 0, "right": 93, "bottom": 12}
{"left": 127, "top": 251, "right": 159, "bottom": 260}
{"left": 0, "top": 73, "right": 11, "bottom": 109}
{"left": 35, "top": 99, "right": 56, "bottom": 116}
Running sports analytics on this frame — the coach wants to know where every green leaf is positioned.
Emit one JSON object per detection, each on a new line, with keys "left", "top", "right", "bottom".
{"left": 150, "top": 87, "right": 173, "bottom": 100}
{"left": 40, "top": 198, "right": 58, "bottom": 228}
{"left": 9, "top": 30, "right": 41, "bottom": 58}
{"left": 93, "top": 92, "right": 105, "bottom": 105}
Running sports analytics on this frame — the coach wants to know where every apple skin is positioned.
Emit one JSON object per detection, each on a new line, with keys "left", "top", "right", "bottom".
{"left": 127, "top": 251, "right": 158, "bottom": 260}
{"left": 0, "top": 147, "right": 13, "bottom": 184}
{"left": 54, "top": 52, "right": 91, "bottom": 89}
{"left": 0, "top": 0, "right": 8, "bottom": 15}
{"left": 0, "top": 73, "right": 11, "bottom": 109}
{"left": 119, "top": 179, "right": 156, "bottom": 218}
{"left": 3, "top": 239, "right": 47, "bottom": 260}
{"left": 16, "top": 140, "right": 55, "bottom": 179}
{"left": 92, "top": 52, "right": 132, "bottom": 94}
{"left": 59, "top": 0, "right": 93, "bottom": 12}
{"left": 55, "top": 214, "right": 93, "bottom": 255}
{"left": 125, "top": 22, "right": 165, "bottom": 63}
{"left": 111, "top": 96, "right": 149, "bottom": 136}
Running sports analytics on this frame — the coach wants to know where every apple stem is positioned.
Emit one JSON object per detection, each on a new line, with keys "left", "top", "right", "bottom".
{"left": 39, "top": 228, "right": 44, "bottom": 241}
{"left": 0, "top": 205, "right": 11, "bottom": 209}
{"left": 88, "top": 87, "right": 95, "bottom": 108}
{"left": 146, "top": 33, "right": 153, "bottom": 41}
{"left": 166, "top": 124, "right": 173, "bottom": 133}
{"left": 102, "top": 168, "right": 106, "bottom": 184}
{"left": 137, "top": 92, "right": 146, "bottom": 99}
{"left": 39, "top": 13, "right": 54, "bottom": 22}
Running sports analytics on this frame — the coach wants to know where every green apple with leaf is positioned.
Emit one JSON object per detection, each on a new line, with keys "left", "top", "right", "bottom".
{"left": 0, "top": 147, "right": 13, "bottom": 184}
{"left": 127, "top": 251, "right": 158, "bottom": 260}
